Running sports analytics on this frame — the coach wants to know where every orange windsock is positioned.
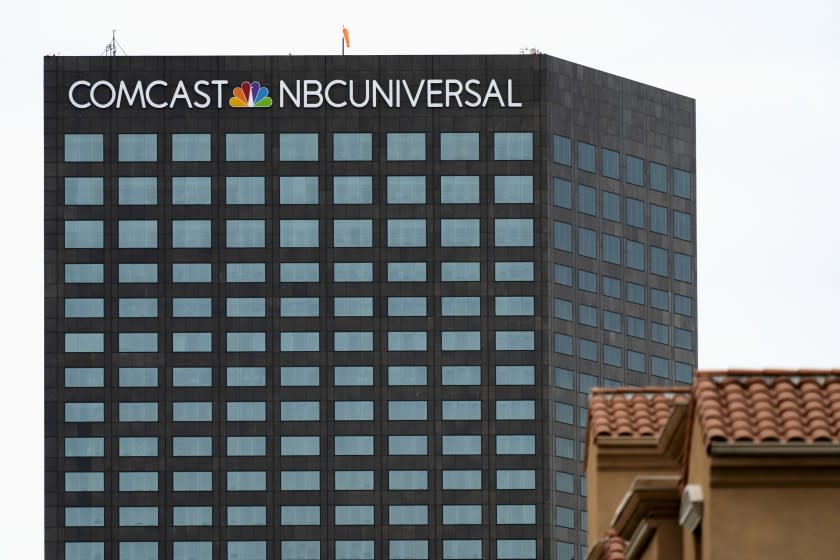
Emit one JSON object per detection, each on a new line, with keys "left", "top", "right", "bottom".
{"left": 342, "top": 26, "right": 350, "bottom": 48}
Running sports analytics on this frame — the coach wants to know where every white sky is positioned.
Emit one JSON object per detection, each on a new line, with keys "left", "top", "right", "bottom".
{"left": 0, "top": 0, "right": 838, "bottom": 555}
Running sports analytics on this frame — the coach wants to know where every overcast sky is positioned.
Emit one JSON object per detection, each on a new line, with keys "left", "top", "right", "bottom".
{"left": 0, "top": 0, "right": 838, "bottom": 554}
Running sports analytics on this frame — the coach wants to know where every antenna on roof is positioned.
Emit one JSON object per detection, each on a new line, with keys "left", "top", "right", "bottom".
{"left": 102, "top": 30, "right": 128, "bottom": 56}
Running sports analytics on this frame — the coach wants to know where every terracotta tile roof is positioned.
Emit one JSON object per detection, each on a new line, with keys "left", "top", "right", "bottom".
{"left": 694, "top": 370, "right": 840, "bottom": 445}
{"left": 590, "top": 387, "right": 691, "bottom": 438}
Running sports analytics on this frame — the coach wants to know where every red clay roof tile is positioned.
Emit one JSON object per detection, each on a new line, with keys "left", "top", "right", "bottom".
{"left": 589, "top": 387, "right": 691, "bottom": 438}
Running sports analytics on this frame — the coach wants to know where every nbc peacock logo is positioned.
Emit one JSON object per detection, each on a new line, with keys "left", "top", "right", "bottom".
{"left": 229, "top": 81, "right": 273, "bottom": 108}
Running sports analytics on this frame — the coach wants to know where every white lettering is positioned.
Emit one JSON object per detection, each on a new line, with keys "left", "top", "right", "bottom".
{"left": 211, "top": 80, "right": 228, "bottom": 109}
{"left": 169, "top": 80, "right": 192, "bottom": 109}
{"left": 193, "top": 80, "right": 211, "bottom": 109}
{"left": 402, "top": 79, "right": 425, "bottom": 107}
{"left": 278, "top": 80, "right": 300, "bottom": 108}
{"left": 506, "top": 79, "right": 522, "bottom": 108}
{"left": 90, "top": 80, "right": 116, "bottom": 109}
{"left": 349, "top": 80, "right": 370, "bottom": 108}
{"left": 144, "top": 80, "right": 167, "bottom": 109}
{"left": 372, "top": 80, "right": 393, "bottom": 108}
{"left": 303, "top": 80, "right": 323, "bottom": 108}
{"left": 325, "top": 80, "right": 347, "bottom": 107}
{"left": 444, "top": 79, "right": 463, "bottom": 108}
{"left": 426, "top": 79, "right": 443, "bottom": 108}
{"left": 464, "top": 79, "right": 482, "bottom": 107}
{"left": 116, "top": 81, "right": 145, "bottom": 109}
{"left": 482, "top": 79, "right": 504, "bottom": 108}
{"left": 69, "top": 80, "right": 91, "bottom": 109}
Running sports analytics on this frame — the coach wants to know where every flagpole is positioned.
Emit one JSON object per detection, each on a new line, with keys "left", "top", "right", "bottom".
{"left": 342, "top": 26, "right": 345, "bottom": 55}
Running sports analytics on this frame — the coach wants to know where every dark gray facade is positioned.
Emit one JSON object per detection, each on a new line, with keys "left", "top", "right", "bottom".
{"left": 45, "top": 54, "right": 696, "bottom": 560}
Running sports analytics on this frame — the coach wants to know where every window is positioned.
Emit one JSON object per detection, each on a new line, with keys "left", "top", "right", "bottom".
{"left": 336, "top": 366, "right": 373, "bottom": 386}
{"left": 578, "top": 184, "right": 596, "bottom": 215}
{"left": 118, "top": 367, "right": 157, "bottom": 387}
{"left": 337, "top": 542, "right": 374, "bottom": 560}
{"left": 554, "top": 333, "right": 573, "bottom": 355}
{"left": 228, "top": 436, "right": 267, "bottom": 456}
{"left": 579, "top": 338, "right": 597, "bottom": 361}
{"left": 119, "top": 332, "right": 158, "bottom": 353}
{"left": 675, "top": 252, "right": 693, "bottom": 282}
{"left": 676, "top": 328, "right": 693, "bottom": 350}
{"left": 441, "top": 400, "right": 480, "bottom": 420}
{"left": 496, "top": 435, "right": 535, "bottom": 455}
{"left": 172, "top": 332, "right": 212, "bottom": 352}
{"left": 676, "top": 362, "right": 694, "bottom": 384}
{"left": 603, "top": 191, "right": 620, "bottom": 222}
{"left": 279, "top": 219, "right": 319, "bottom": 247}
{"left": 578, "top": 304, "right": 597, "bottom": 327}
{"left": 279, "top": 133, "right": 318, "bottom": 161}
{"left": 441, "top": 262, "right": 480, "bottom": 281}
{"left": 119, "top": 402, "right": 157, "bottom": 422}
{"left": 604, "top": 310, "right": 622, "bottom": 333}
{"left": 388, "top": 262, "right": 426, "bottom": 282}
{"left": 388, "top": 331, "right": 427, "bottom": 351}
{"left": 496, "top": 365, "right": 533, "bottom": 386}
{"left": 226, "top": 176, "right": 264, "bottom": 204}
{"left": 280, "top": 506, "right": 320, "bottom": 525}
{"left": 555, "top": 436, "right": 574, "bottom": 458}
{"left": 173, "top": 436, "right": 212, "bottom": 456}
{"left": 65, "top": 403, "right": 104, "bottom": 422}
{"left": 441, "top": 176, "right": 479, "bottom": 204}
{"left": 602, "top": 233, "right": 621, "bottom": 264}
{"left": 174, "top": 263, "right": 210, "bottom": 283}
{"left": 388, "top": 366, "right": 426, "bottom": 386}
{"left": 602, "top": 148, "right": 619, "bottom": 178}
{"left": 64, "top": 437, "right": 104, "bottom": 457}
{"left": 119, "top": 506, "right": 158, "bottom": 527}
{"left": 496, "top": 470, "right": 535, "bottom": 490}
{"left": 651, "top": 204, "right": 668, "bottom": 235}
{"left": 227, "top": 220, "right": 265, "bottom": 248}
{"left": 442, "top": 331, "right": 480, "bottom": 351}
{"left": 651, "top": 246, "right": 669, "bottom": 277}
{"left": 651, "top": 288, "right": 670, "bottom": 310}
{"left": 494, "top": 132, "right": 532, "bottom": 160}
{"left": 228, "top": 542, "right": 265, "bottom": 560}
{"left": 388, "top": 435, "right": 427, "bottom": 455}
{"left": 627, "top": 198, "right": 644, "bottom": 228}
{"left": 387, "top": 176, "right": 425, "bottom": 204}
{"left": 334, "top": 262, "right": 372, "bottom": 282}
{"left": 279, "top": 366, "right": 317, "bottom": 387}
{"left": 652, "top": 322, "right": 669, "bottom": 344}
{"left": 495, "top": 296, "right": 534, "bottom": 316}
{"left": 442, "top": 505, "right": 481, "bottom": 525}
{"left": 495, "top": 331, "right": 535, "bottom": 350}
{"left": 555, "top": 368, "right": 573, "bottom": 390}
{"left": 674, "top": 210, "right": 692, "bottom": 240}
{"left": 675, "top": 294, "right": 693, "bottom": 317}
{"left": 497, "top": 400, "right": 535, "bottom": 420}
{"left": 118, "top": 177, "right": 157, "bottom": 205}
{"left": 118, "top": 472, "right": 157, "bottom": 492}
{"left": 65, "top": 298, "right": 104, "bottom": 318}
{"left": 334, "top": 219, "right": 372, "bottom": 247}
{"left": 497, "top": 505, "right": 535, "bottom": 525}
{"left": 336, "top": 435, "right": 374, "bottom": 456}
{"left": 442, "top": 365, "right": 480, "bottom": 385}
{"left": 495, "top": 176, "right": 533, "bottom": 203}
{"left": 388, "top": 297, "right": 426, "bottom": 317}
{"left": 441, "top": 132, "right": 479, "bottom": 160}
{"left": 172, "top": 177, "right": 211, "bottom": 205}
{"left": 389, "top": 505, "right": 428, "bottom": 525}
{"left": 280, "top": 402, "right": 320, "bottom": 422}
{"left": 334, "top": 132, "right": 372, "bottom": 161}
{"left": 226, "top": 297, "right": 264, "bottom": 318}
{"left": 553, "top": 134, "right": 571, "bottom": 165}
{"left": 495, "top": 261, "right": 533, "bottom": 281}
{"left": 387, "top": 400, "right": 428, "bottom": 422}
{"left": 389, "top": 471, "right": 427, "bottom": 490}
{"left": 627, "top": 155, "right": 644, "bottom": 185}
{"left": 119, "top": 436, "right": 158, "bottom": 457}
{"left": 441, "top": 219, "right": 479, "bottom": 247}
{"left": 556, "top": 506, "right": 575, "bottom": 528}
{"left": 674, "top": 169, "right": 691, "bottom": 198}
{"left": 554, "top": 264, "right": 572, "bottom": 286}
{"left": 65, "top": 367, "right": 104, "bottom": 388}
{"left": 172, "top": 133, "right": 210, "bottom": 161}
{"left": 119, "top": 298, "right": 156, "bottom": 318}
{"left": 652, "top": 356, "right": 670, "bottom": 378}
{"left": 175, "top": 367, "right": 212, "bottom": 387}
{"left": 335, "top": 402, "right": 374, "bottom": 421}
{"left": 389, "top": 540, "right": 428, "bottom": 560}
{"left": 228, "top": 506, "right": 266, "bottom": 526}
{"left": 172, "top": 220, "right": 210, "bottom": 248}
{"left": 336, "top": 297, "right": 373, "bottom": 317}
{"left": 627, "top": 282, "right": 645, "bottom": 304}
{"left": 119, "top": 133, "right": 156, "bottom": 161}
{"left": 387, "top": 132, "right": 425, "bottom": 160}
{"left": 226, "top": 133, "right": 264, "bottom": 161}
{"left": 578, "top": 227, "right": 596, "bottom": 258}
{"left": 555, "top": 401, "right": 574, "bottom": 424}
{"left": 627, "top": 316, "right": 645, "bottom": 339}
{"left": 65, "top": 507, "right": 104, "bottom": 527}
{"left": 553, "top": 221, "right": 571, "bottom": 251}
{"left": 227, "top": 402, "right": 265, "bottom": 422}
{"left": 280, "top": 471, "right": 320, "bottom": 491}
{"left": 495, "top": 218, "right": 533, "bottom": 246}
{"left": 336, "top": 505, "right": 374, "bottom": 526}
{"left": 279, "top": 176, "right": 319, "bottom": 204}
{"left": 577, "top": 141, "right": 595, "bottom": 173}
{"left": 173, "top": 507, "right": 212, "bottom": 527}
{"left": 334, "top": 176, "right": 372, "bottom": 204}
{"left": 628, "top": 351, "right": 646, "bottom": 373}
{"left": 440, "top": 296, "right": 481, "bottom": 317}
{"left": 65, "top": 263, "right": 103, "bottom": 283}
{"left": 64, "top": 220, "right": 103, "bottom": 248}
{"left": 626, "top": 240, "right": 645, "bottom": 271}
{"left": 172, "top": 471, "right": 212, "bottom": 492}
{"left": 388, "top": 219, "right": 426, "bottom": 247}
{"left": 582, "top": 270, "right": 599, "bottom": 292}
{"left": 335, "top": 331, "right": 373, "bottom": 351}
{"left": 553, "top": 177, "right": 571, "bottom": 208}
{"left": 443, "top": 435, "right": 481, "bottom": 455}
{"left": 280, "top": 262, "right": 318, "bottom": 282}
{"left": 650, "top": 162, "right": 667, "bottom": 192}
{"left": 64, "top": 133, "right": 102, "bottom": 162}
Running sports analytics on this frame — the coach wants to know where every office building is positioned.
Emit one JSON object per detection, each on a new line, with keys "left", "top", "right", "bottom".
{"left": 45, "top": 54, "right": 696, "bottom": 560}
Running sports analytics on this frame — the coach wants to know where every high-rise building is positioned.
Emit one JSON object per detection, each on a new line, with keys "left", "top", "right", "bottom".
{"left": 45, "top": 54, "right": 696, "bottom": 560}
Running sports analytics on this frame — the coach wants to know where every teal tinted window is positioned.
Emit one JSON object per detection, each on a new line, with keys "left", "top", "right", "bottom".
{"left": 226, "top": 332, "right": 266, "bottom": 352}
{"left": 388, "top": 331, "right": 427, "bottom": 351}
{"left": 280, "top": 470, "right": 320, "bottom": 490}
{"left": 577, "top": 142, "right": 595, "bottom": 173}
{"left": 441, "top": 176, "right": 479, "bottom": 204}
{"left": 335, "top": 402, "right": 374, "bottom": 422}
{"left": 603, "top": 191, "right": 620, "bottom": 221}
{"left": 173, "top": 263, "right": 210, "bottom": 283}
{"left": 118, "top": 177, "right": 157, "bottom": 205}
{"left": 676, "top": 362, "right": 694, "bottom": 383}
{"left": 441, "top": 400, "right": 480, "bottom": 420}
{"left": 578, "top": 184, "right": 596, "bottom": 215}
{"left": 627, "top": 282, "right": 645, "bottom": 304}
{"left": 495, "top": 296, "right": 534, "bottom": 316}
{"left": 173, "top": 471, "right": 212, "bottom": 491}
{"left": 120, "top": 220, "right": 157, "bottom": 248}
{"left": 227, "top": 220, "right": 265, "bottom": 248}
{"left": 173, "top": 332, "right": 212, "bottom": 352}
{"left": 650, "top": 162, "right": 667, "bottom": 192}
{"left": 441, "top": 296, "right": 479, "bottom": 316}
{"left": 387, "top": 132, "right": 425, "bottom": 160}
{"left": 389, "top": 505, "right": 428, "bottom": 525}
{"left": 604, "top": 311, "right": 622, "bottom": 332}
{"left": 627, "top": 155, "right": 644, "bottom": 185}
{"left": 334, "top": 262, "right": 372, "bottom": 282}
{"left": 676, "top": 328, "right": 693, "bottom": 350}
{"left": 496, "top": 330, "right": 535, "bottom": 351}
{"left": 279, "top": 367, "right": 317, "bottom": 386}
{"left": 388, "top": 219, "right": 426, "bottom": 247}
{"left": 334, "top": 176, "right": 372, "bottom": 204}
{"left": 65, "top": 403, "right": 104, "bottom": 422}
{"left": 388, "top": 435, "right": 427, "bottom": 455}
{"left": 172, "top": 177, "right": 211, "bottom": 205}
{"left": 652, "top": 356, "right": 671, "bottom": 377}
{"left": 494, "top": 132, "right": 532, "bottom": 160}
{"left": 579, "top": 270, "right": 597, "bottom": 292}
{"left": 602, "top": 148, "right": 619, "bottom": 179}
{"left": 227, "top": 402, "right": 265, "bottom": 422}
{"left": 626, "top": 240, "right": 645, "bottom": 271}
{"left": 554, "top": 298, "right": 572, "bottom": 321}
{"left": 225, "top": 133, "right": 264, "bottom": 161}
{"left": 495, "top": 261, "right": 533, "bottom": 281}
{"left": 495, "top": 218, "right": 533, "bottom": 247}
{"left": 674, "top": 169, "right": 691, "bottom": 198}
{"left": 118, "top": 367, "right": 157, "bottom": 387}
{"left": 174, "top": 367, "right": 212, "bottom": 387}
{"left": 675, "top": 295, "right": 693, "bottom": 317}
{"left": 64, "top": 133, "right": 103, "bottom": 162}
{"left": 442, "top": 365, "right": 480, "bottom": 386}
{"left": 553, "top": 221, "right": 571, "bottom": 251}
{"left": 388, "top": 366, "right": 427, "bottom": 386}
{"left": 280, "top": 332, "right": 320, "bottom": 351}
{"left": 229, "top": 366, "right": 265, "bottom": 387}
{"left": 227, "top": 297, "right": 265, "bottom": 317}
{"left": 627, "top": 317, "right": 645, "bottom": 338}
{"left": 335, "top": 331, "right": 374, "bottom": 351}
{"left": 279, "top": 133, "right": 318, "bottom": 161}
{"left": 119, "top": 402, "right": 158, "bottom": 422}
{"left": 651, "top": 204, "right": 668, "bottom": 234}
{"left": 387, "top": 176, "right": 425, "bottom": 204}
{"left": 65, "top": 177, "right": 103, "bottom": 205}
{"left": 495, "top": 176, "right": 533, "bottom": 203}
{"left": 278, "top": 176, "right": 318, "bottom": 204}
{"left": 603, "top": 276, "right": 621, "bottom": 299}
{"left": 440, "top": 132, "right": 479, "bottom": 160}
{"left": 119, "top": 436, "right": 158, "bottom": 457}
{"left": 553, "top": 134, "right": 571, "bottom": 165}
{"left": 172, "top": 220, "right": 210, "bottom": 248}
{"left": 226, "top": 177, "right": 264, "bottom": 204}
{"left": 441, "top": 219, "right": 479, "bottom": 247}
{"left": 334, "top": 133, "right": 372, "bottom": 161}
{"left": 554, "top": 333, "right": 573, "bottom": 355}
{"left": 651, "top": 246, "right": 668, "bottom": 276}
{"left": 652, "top": 322, "right": 669, "bottom": 344}
{"left": 497, "top": 400, "right": 535, "bottom": 419}
{"left": 388, "top": 400, "right": 427, "bottom": 421}
{"left": 442, "top": 435, "right": 481, "bottom": 455}
{"left": 172, "top": 133, "right": 210, "bottom": 161}
{"left": 578, "top": 227, "right": 596, "bottom": 258}
{"left": 118, "top": 472, "right": 157, "bottom": 491}
{"left": 553, "top": 177, "right": 571, "bottom": 208}
{"left": 119, "top": 332, "right": 158, "bottom": 352}
{"left": 65, "top": 298, "right": 104, "bottom": 318}
{"left": 119, "top": 134, "right": 156, "bottom": 162}
{"left": 651, "top": 288, "right": 669, "bottom": 310}
{"left": 674, "top": 210, "right": 692, "bottom": 240}
{"left": 441, "top": 331, "right": 480, "bottom": 351}
{"left": 335, "top": 366, "right": 373, "bottom": 386}
{"left": 496, "top": 435, "right": 535, "bottom": 455}
{"left": 334, "top": 219, "right": 373, "bottom": 247}
{"left": 627, "top": 198, "right": 644, "bottom": 228}
{"left": 442, "top": 470, "right": 481, "bottom": 490}
{"left": 497, "top": 505, "right": 536, "bottom": 525}
{"left": 279, "top": 262, "right": 317, "bottom": 282}
{"left": 64, "top": 437, "right": 104, "bottom": 457}
{"left": 441, "top": 261, "right": 480, "bottom": 281}
{"left": 496, "top": 365, "right": 534, "bottom": 385}
{"left": 65, "top": 220, "right": 103, "bottom": 248}
{"left": 389, "top": 470, "right": 428, "bottom": 490}
{"left": 65, "top": 367, "right": 104, "bottom": 387}
{"left": 602, "top": 233, "right": 621, "bottom": 264}
{"left": 387, "top": 262, "right": 426, "bottom": 282}
{"left": 675, "top": 252, "right": 693, "bottom": 282}
{"left": 387, "top": 297, "right": 426, "bottom": 317}
{"left": 228, "top": 436, "right": 267, "bottom": 456}
{"left": 279, "top": 219, "right": 319, "bottom": 247}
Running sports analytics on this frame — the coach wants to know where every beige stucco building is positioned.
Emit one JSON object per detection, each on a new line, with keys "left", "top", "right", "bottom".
{"left": 585, "top": 370, "right": 840, "bottom": 560}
